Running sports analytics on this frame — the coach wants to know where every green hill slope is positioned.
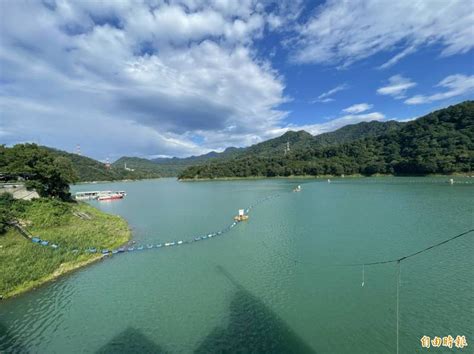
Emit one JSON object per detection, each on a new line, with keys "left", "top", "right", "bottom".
{"left": 113, "top": 118, "right": 404, "bottom": 177}
{"left": 178, "top": 101, "right": 473, "bottom": 179}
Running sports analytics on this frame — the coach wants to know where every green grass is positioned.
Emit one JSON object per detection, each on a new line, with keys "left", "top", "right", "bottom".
{"left": 0, "top": 199, "right": 130, "bottom": 298}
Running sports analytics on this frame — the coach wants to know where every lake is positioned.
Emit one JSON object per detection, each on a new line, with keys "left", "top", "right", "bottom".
{"left": 1, "top": 177, "right": 473, "bottom": 353}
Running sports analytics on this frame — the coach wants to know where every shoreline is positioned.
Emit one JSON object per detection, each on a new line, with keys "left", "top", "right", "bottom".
{"left": 178, "top": 173, "right": 472, "bottom": 182}
{"left": 0, "top": 202, "right": 131, "bottom": 301}
{"left": 2, "top": 253, "right": 105, "bottom": 300}
{"left": 73, "top": 177, "right": 165, "bottom": 185}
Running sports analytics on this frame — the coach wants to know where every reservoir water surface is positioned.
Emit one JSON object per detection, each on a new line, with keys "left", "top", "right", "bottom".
{"left": 1, "top": 177, "right": 473, "bottom": 353}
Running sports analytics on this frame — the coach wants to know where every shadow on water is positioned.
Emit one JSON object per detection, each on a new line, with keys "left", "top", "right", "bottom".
{"left": 0, "top": 321, "right": 26, "bottom": 353}
{"left": 96, "top": 327, "right": 167, "bottom": 354}
{"left": 194, "top": 266, "right": 316, "bottom": 354}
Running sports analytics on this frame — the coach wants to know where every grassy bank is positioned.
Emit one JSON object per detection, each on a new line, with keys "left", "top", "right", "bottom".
{"left": 0, "top": 199, "right": 130, "bottom": 299}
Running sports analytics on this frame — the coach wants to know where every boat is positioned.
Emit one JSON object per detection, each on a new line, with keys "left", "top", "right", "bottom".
{"left": 75, "top": 191, "right": 101, "bottom": 200}
{"left": 128, "top": 247, "right": 135, "bottom": 252}
{"left": 194, "top": 237, "right": 202, "bottom": 241}
{"left": 112, "top": 250, "right": 119, "bottom": 254}
{"left": 51, "top": 244, "right": 58, "bottom": 249}
{"left": 137, "top": 245, "right": 144, "bottom": 251}
{"left": 177, "top": 241, "right": 183, "bottom": 245}
{"left": 102, "top": 249, "right": 110, "bottom": 254}
{"left": 118, "top": 247, "right": 125, "bottom": 253}
{"left": 156, "top": 244, "right": 163, "bottom": 248}
{"left": 97, "top": 192, "right": 124, "bottom": 201}
{"left": 147, "top": 244, "right": 154, "bottom": 249}
{"left": 293, "top": 185, "right": 302, "bottom": 192}
{"left": 234, "top": 209, "right": 248, "bottom": 221}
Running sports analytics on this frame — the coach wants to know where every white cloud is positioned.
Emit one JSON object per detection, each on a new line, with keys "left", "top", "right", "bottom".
{"left": 405, "top": 74, "right": 474, "bottom": 105}
{"left": 377, "top": 75, "right": 416, "bottom": 99}
{"left": 292, "top": 0, "right": 474, "bottom": 67}
{"left": 0, "top": 0, "right": 289, "bottom": 159}
{"left": 342, "top": 103, "right": 372, "bottom": 114}
{"left": 312, "top": 83, "right": 349, "bottom": 103}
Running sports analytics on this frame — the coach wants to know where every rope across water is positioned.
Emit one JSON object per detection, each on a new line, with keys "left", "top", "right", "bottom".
{"left": 27, "top": 192, "right": 284, "bottom": 256}
{"left": 25, "top": 181, "right": 472, "bottom": 353}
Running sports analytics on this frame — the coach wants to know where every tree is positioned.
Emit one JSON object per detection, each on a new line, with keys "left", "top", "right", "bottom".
{"left": 2, "top": 144, "right": 77, "bottom": 200}
{"left": 0, "top": 193, "right": 14, "bottom": 234}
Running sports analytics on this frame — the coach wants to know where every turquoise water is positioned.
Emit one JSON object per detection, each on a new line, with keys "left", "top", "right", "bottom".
{"left": 1, "top": 177, "right": 473, "bottom": 353}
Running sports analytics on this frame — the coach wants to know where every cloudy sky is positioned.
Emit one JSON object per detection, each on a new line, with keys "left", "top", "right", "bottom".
{"left": 1, "top": 0, "right": 473, "bottom": 160}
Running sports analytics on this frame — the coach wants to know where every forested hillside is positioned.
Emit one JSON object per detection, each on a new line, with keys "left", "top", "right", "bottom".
{"left": 178, "top": 101, "right": 473, "bottom": 179}
{"left": 0, "top": 145, "right": 163, "bottom": 183}
{"left": 114, "top": 118, "right": 406, "bottom": 175}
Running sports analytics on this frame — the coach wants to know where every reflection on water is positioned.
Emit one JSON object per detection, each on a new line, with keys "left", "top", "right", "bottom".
{"left": 0, "top": 321, "right": 26, "bottom": 353}
{"left": 97, "top": 327, "right": 168, "bottom": 354}
{"left": 195, "top": 266, "right": 315, "bottom": 353}
{"left": 0, "top": 178, "right": 472, "bottom": 353}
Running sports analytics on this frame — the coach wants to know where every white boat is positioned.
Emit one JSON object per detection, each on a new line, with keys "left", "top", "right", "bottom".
{"left": 97, "top": 192, "right": 124, "bottom": 201}
{"left": 75, "top": 191, "right": 101, "bottom": 200}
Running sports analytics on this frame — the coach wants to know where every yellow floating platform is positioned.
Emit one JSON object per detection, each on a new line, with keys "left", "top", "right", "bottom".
{"left": 234, "top": 215, "right": 249, "bottom": 221}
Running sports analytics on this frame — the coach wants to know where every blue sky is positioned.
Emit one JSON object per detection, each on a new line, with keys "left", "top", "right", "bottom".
{"left": 1, "top": 0, "right": 473, "bottom": 160}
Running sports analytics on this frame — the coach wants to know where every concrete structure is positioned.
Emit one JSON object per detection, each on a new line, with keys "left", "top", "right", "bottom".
{"left": 0, "top": 183, "right": 39, "bottom": 200}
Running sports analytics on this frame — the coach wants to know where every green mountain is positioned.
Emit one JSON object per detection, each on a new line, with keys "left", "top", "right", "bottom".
{"left": 112, "top": 156, "right": 177, "bottom": 177}
{"left": 114, "top": 147, "right": 244, "bottom": 177}
{"left": 113, "top": 119, "right": 404, "bottom": 176}
{"left": 0, "top": 145, "right": 164, "bottom": 183}
{"left": 178, "top": 101, "right": 473, "bottom": 179}
{"left": 313, "top": 120, "right": 404, "bottom": 146}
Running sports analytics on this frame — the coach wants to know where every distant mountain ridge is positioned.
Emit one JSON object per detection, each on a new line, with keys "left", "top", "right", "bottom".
{"left": 178, "top": 101, "right": 473, "bottom": 179}
{"left": 44, "top": 148, "right": 163, "bottom": 182}
{"left": 114, "top": 119, "right": 406, "bottom": 176}
{"left": 11, "top": 102, "right": 468, "bottom": 182}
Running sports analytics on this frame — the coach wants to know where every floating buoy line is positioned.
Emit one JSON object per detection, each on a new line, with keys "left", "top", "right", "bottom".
{"left": 25, "top": 180, "right": 472, "bottom": 354}
{"left": 27, "top": 193, "right": 283, "bottom": 256}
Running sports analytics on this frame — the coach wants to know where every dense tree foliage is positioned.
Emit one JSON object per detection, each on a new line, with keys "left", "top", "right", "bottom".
{"left": 114, "top": 119, "right": 403, "bottom": 176}
{"left": 179, "top": 101, "right": 474, "bottom": 179}
{"left": 1, "top": 144, "right": 77, "bottom": 200}
{"left": 46, "top": 148, "right": 164, "bottom": 181}
{"left": 0, "top": 193, "right": 15, "bottom": 234}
